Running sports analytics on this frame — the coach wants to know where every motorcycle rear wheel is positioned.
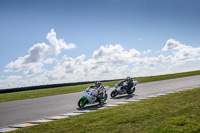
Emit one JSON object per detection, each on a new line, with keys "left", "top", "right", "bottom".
{"left": 127, "top": 87, "right": 135, "bottom": 94}
{"left": 99, "top": 93, "right": 108, "bottom": 104}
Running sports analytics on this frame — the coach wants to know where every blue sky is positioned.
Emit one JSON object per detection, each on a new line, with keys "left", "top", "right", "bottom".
{"left": 0, "top": 0, "right": 200, "bottom": 89}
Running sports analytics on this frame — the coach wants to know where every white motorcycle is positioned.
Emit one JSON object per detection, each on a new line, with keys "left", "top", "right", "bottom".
{"left": 78, "top": 86, "right": 110, "bottom": 108}
{"left": 110, "top": 81, "right": 138, "bottom": 98}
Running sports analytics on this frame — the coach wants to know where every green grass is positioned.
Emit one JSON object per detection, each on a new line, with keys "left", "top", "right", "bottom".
{"left": 0, "top": 84, "right": 92, "bottom": 103}
{"left": 10, "top": 88, "right": 200, "bottom": 133}
{"left": 134, "top": 70, "right": 200, "bottom": 83}
{"left": 1, "top": 70, "right": 200, "bottom": 103}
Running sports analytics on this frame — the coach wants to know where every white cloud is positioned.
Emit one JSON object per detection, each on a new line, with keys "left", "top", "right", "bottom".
{"left": 24, "top": 43, "right": 49, "bottom": 64}
{"left": 178, "top": 67, "right": 200, "bottom": 73}
{"left": 131, "top": 67, "right": 140, "bottom": 73}
{"left": 4, "top": 57, "right": 24, "bottom": 72}
{"left": 163, "top": 39, "right": 200, "bottom": 62}
{"left": 4, "top": 59, "right": 44, "bottom": 76}
{"left": 2, "top": 35, "right": 200, "bottom": 89}
{"left": 42, "top": 45, "right": 132, "bottom": 83}
{"left": 24, "top": 63, "right": 43, "bottom": 75}
{"left": 136, "top": 54, "right": 171, "bottom": 67}
{"left": 44, "top": 58, "right": 56, "bottom": 64}
{"left": 45, "top": 54, "right": 86, "bottom": 80}
{"left": 0, "top": 75, "right": 22, "bottom": 89}
{"left": 4, "top": 29, "right": 76, "bottom": 75}
{"left": 0, "top": 75, "right": 22, "bottom": 83}
{"left": 162, "top": 38, "right": 181, "bottom": 51}
{"left": 142, "top": 49, "right": 152, "bottom": 55}
{"left": 173, "top": 45, "right": 200, "bottom": 62}
{"left": 46, "top": 29, "right": 76, "bottom": 55}
{"left": 93, "top": 44, "right": 140, "bottom": 64}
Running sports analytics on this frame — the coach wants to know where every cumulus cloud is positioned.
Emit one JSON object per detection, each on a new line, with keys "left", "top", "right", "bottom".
{"left": 24, "top": 63, "right": 44, "bottom": 75}
{"left": 44, "top": 58, "right": 57, "bottom": 64}
{"left": 44, "top": 44, "right": 135, "bottom": 83}
{"left": 24, "top": 43, "right": 49, "bottom": 64}
{"left": 4, "top": 57, "right": 44, "bottom": 76}
{"left": 173, "top": 45, "right": 200, "bottom": 61}
{"left": 0, "top": 75, "right": 22, "bottom": 89}
{"left": 163, "top": 38, "right": 200, "bottom": 62}
{"left": 131, "top": 67, "right": 140, "bottom": 73}
{"left": 2, "top": 35, "right": 200, "bottom": 89}
{"left": 45, "top": 54, "right": 86, "bottom": 80}
{"left": 4, "top": 29, "right": 76, "bottom": 75}
{"left": 135, "top": 54, "right": 173, "bottom": 70}
{"left": 162, "top": 38, "right": 181, "bottom": 51}
{"left": 4, "top": 57, "right": 24, "bottom": 72}
{"left": 142, "top": 49, "right": 152, "bottom": 55}
{"left": 46, "top": 29, "right": 76, "bottom": 55}
{"left": 93, "top": 44, "right": 140, "bottom": 64}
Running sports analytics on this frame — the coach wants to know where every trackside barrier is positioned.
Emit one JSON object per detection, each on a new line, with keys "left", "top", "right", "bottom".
{"left": 0, "top": 78, "right": 128, "bottom": 94}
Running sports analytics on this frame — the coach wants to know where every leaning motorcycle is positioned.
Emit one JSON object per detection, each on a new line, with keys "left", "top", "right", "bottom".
{"left": 110, "top": 81, "right": 138, "bottom": 98}
{"left": 78, "top": 86, "right": 110, "bottom": 108}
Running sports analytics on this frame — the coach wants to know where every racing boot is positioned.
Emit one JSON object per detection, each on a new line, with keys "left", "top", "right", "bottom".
{"left": 99, "top": 93, "right": 104, "bottom": 106}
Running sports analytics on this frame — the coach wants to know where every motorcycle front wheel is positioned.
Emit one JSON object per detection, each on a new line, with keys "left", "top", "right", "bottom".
{"left": 110, "top": 91, "right": 118, "bottom": 98}
{"left": 78, "top": 98, "right": 87, "bottom": 108}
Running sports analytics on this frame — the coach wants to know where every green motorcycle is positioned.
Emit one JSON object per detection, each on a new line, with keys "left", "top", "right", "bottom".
{"left": 78, "top": 86, "right": 110, "bottom": 108}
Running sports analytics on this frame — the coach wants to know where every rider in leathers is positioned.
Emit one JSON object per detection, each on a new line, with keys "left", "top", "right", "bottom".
{"left": 90, "top": 81, "right": 105, "bottom": 100}
{"left": 120, "top": 76, "right": 133, "bottom": 93}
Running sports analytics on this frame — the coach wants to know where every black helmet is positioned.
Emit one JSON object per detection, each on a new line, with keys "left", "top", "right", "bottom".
{"left": 125, "top": 76, "right": 131, "bottom": 81}
{"left": 94, "top": 81, "right": 101, "bottom": 87}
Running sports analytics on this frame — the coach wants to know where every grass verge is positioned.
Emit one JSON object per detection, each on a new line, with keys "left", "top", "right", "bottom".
{"left": 10, "top": 88, "right": 200, "bottom": 133}
{"left": 1, "top": 70, "right": 200, "bottom": 103}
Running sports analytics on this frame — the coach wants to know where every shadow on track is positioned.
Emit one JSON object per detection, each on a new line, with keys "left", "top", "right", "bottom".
{"left": 110, "top": 94, "right": 137, "bottom": 100}
{"left": 77, "top": 94, "right": 138, "bottom": 110}
{"left": 77, "top": 103, "right": 106, "bottom": 111}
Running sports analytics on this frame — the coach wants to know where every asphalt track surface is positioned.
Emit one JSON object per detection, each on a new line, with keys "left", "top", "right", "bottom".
{"left": 0, "top": 75, "right": 200, "bottom": 128}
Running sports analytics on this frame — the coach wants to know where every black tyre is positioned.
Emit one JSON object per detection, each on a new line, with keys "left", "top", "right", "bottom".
{"left": 132, "top": 87, "right": 136, "bottom": 93}
{"left": 110, "top": 91, "right": 118, "bottom": 98}
{"left": 99, "top": 93, "right": 108, "bottom": 104}
{"left": 127, "top": 87, "right": 135, "bottom": 94}
{"left": 78, "top": 98, "right": 87, "bottom": 108}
